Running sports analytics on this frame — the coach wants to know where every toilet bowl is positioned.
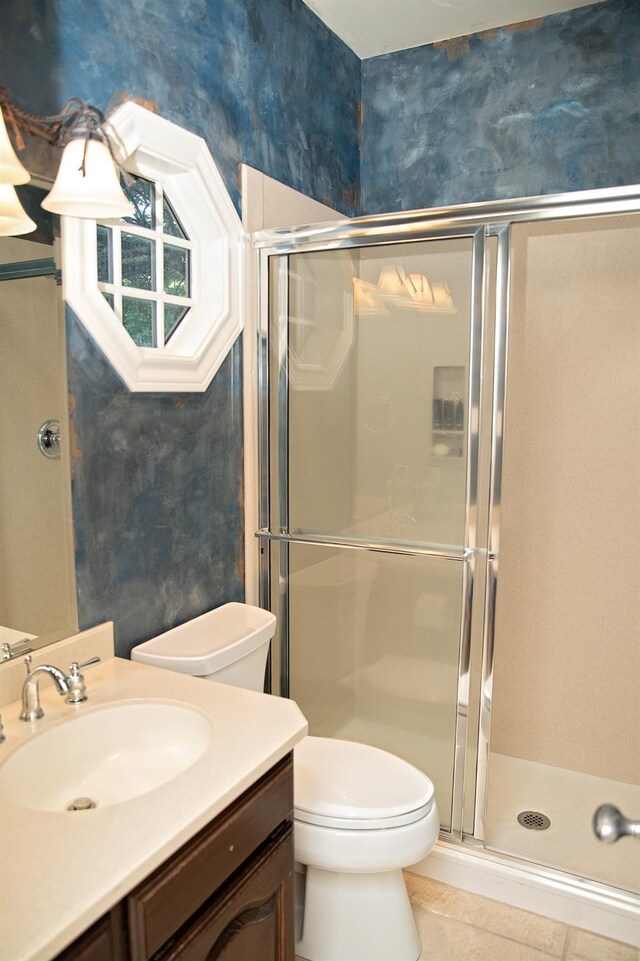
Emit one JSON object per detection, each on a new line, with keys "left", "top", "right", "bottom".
{"left": 294, "top": 735, "right": 438, "bottom": 961}
{"left": 132, "top": 603, "right": 439, "bottom": 961}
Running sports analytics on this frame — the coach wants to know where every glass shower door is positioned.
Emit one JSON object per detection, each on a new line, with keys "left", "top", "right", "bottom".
{"left": 285, "top": 240, "right": 475, "bottom": 548}
{"left": 264, "top": 231, "right": 485, "bottom": 834}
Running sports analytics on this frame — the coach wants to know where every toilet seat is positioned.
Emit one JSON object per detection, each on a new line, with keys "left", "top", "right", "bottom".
{"left": 295, "top": 803, "right": 433, "bottom": 831}
{"left": 294, "top": 736, "right": 435, "bottom": 831}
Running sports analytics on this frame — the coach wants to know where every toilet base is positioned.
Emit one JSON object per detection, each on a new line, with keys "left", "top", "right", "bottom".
{"left": 296, "top": 866, "right": 421, "bottom": 961}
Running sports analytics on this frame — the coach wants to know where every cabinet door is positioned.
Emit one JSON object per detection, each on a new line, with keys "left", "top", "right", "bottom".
{"left": 129, "top": 755, "right": 293, "bottom": 961}
{"left": 53, "top": 906, "right": 127, "bottom": 961}
{"left": 155, "top": 824, "right": 294, "bottom": 961}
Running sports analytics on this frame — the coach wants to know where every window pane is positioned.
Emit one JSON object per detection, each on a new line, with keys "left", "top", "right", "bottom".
{"left": 97, "top": 225, "right": 112, "bottom": 283}
{"left": 121, "top": 175, "right": 154, "bottom": 230}
{"left": 164, "top": 304, "right": 189, "bottom": 343}
{"left": 123, "top": 297, "right": 156, "bottom": 347}
{"left": 101, "top": 290, "right": 115, "bottom": 310}
{"left": 163, "top": 196, "right": 187, "bottom": 239}
{"left": 122, "top": 233, "right": 155, "bottom": 291}
{"left": 164, "top": 244, "right": 189, "bottom": 297}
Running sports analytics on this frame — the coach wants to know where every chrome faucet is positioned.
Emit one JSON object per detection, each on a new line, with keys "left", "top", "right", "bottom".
{"left": 20, "top": 656, "right": 70, "bottom": 721}
{"left": 19, "top": 655, "right": 101, "bottom": 722}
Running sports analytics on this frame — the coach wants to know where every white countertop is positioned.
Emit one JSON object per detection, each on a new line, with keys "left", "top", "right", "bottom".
{"left": 0, "top": 656, "right": 308, "bottom": 961}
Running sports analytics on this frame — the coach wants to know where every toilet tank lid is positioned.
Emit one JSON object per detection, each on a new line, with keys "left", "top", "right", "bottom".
{"left": 130, "top": 603, "right": 276, "bottom": 676}
{"left": 294, "top": 736, "right": 435, "bottom": 822}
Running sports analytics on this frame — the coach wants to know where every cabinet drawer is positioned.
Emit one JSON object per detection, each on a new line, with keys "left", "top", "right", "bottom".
{"left": 152, "top": 824, "right": 294, "bottom": 961}
{"left": 128, "top": 753, "right": 293, "bottom": 961}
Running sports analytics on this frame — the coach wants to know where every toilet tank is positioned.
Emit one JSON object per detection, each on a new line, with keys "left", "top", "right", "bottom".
{"left": 130, "top": 602, "right": 276, "bottom": 692}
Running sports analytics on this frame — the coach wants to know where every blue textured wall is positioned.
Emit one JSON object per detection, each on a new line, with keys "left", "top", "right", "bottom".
{"left": 0, "top": 0, "right": 359, "bottom": 657}
{"left": 361, "top": 0, "right": 640, "bottom": 213}
{"left": 62, "top": 0, "right": 361, "bottom": 214}
{"left": 66, "top": 312, "right": 245, "bottom": 658}
{"left": 1, "top": 0, "right": 360, "bottom": 215}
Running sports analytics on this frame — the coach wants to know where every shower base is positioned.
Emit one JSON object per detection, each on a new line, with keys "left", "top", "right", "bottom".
{"left": 485, "top": 753, "right": 640, "bottom": 895}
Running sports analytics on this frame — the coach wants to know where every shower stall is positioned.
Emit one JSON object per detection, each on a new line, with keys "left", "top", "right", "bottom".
{"left": 252, "top": 185, "right": 640, "bottom": 922}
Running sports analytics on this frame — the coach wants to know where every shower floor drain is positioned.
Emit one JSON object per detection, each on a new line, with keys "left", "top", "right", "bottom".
{"left": 517, "top": 810, "right": 551, "bottom": 830}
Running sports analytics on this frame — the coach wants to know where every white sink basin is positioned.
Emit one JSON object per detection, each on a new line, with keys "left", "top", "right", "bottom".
{"left": 0, "top": 701, "right": 213, "bottom": 812}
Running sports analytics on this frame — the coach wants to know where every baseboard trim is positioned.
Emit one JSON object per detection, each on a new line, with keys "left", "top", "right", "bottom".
{"left": 410, "top": 841, "right": 640, "bottom": 948}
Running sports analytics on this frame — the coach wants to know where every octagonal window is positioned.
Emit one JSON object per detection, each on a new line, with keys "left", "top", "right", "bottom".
{"left": 97, "top": 175, "right": 192, "bottom": 347}
{"left": 62, "top": 102, "right": 243, "bottom": 392}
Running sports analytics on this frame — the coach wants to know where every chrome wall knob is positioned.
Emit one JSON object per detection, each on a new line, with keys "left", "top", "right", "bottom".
{"left": 37, "top": 419, "right": 61, "bottom": 459}
{"left": 593, "top": 804, "right": 640, "bottom": 842}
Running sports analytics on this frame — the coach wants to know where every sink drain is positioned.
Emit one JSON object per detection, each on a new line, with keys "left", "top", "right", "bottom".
{"left": 517, "top": 810, "right": 550, "bottom": 830}
{"left": 67, "top": 796, "right": 98, "bottom": 811}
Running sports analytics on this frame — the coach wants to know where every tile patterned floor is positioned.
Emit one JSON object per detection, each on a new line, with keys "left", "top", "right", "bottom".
{"left": 296, "top": 873, "right": 639, "bottom": 961}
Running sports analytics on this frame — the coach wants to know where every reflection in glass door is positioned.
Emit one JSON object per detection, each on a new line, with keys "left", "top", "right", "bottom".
{"left": 286, "top": 544, "right": 466, "bottom": 831}
{"left": 287, "top": 240, "right": 475, "bottom": 549}
{"left": 263, "top": 232, "right": 485, "bottom": 834}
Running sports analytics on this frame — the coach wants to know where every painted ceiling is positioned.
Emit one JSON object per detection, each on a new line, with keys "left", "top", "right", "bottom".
{"left": 302, "top": 0, "right": 607, "bottom": 57}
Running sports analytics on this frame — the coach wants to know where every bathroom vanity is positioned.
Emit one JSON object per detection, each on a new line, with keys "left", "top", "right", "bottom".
{"left": 55, "top": 755, "right": 293, "bottom": 961}
{"left": 0, "top": 633, "right": 307, "bottom": 961}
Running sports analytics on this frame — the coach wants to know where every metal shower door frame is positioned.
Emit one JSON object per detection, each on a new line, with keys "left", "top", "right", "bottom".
{"left": 256, "top": 222, "right": 489, "bottom": 840}
{"left": 253, "top": 183, "right": 640, "bottom": 847}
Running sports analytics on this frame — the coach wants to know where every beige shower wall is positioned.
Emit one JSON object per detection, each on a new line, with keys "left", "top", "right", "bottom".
{"left": 491, "top": 215, "right": 640, "bottom": 786}
{"left": 240, "top": 164, "right": 344, "bottom": 605}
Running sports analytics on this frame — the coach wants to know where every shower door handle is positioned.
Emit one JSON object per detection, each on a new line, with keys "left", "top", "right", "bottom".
{"left": 593, "top": 804, "right": 640, "bottom": 842}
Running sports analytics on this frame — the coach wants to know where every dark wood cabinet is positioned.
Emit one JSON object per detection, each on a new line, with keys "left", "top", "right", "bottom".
{"left": 53, "top": 907, "right": 128, "bottom": 961}
{"left": 153, "top": 825, "right": 293, "bottom": 961}
{"left": 53, "top": 754, "right": 294, "bottom": 961}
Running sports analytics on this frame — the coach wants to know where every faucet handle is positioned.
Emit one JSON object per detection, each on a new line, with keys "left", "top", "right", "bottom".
{"left": 24, "top": 654, "right": 33, "bottom": 673}
{"left": 70, "top": 656, "right": 101, "bottom": 672}
{"left": 65, "top": 656, "right": 101, "bottom": 704}
{"left": 0, "top": 715, "right": 5, "bottom": 743}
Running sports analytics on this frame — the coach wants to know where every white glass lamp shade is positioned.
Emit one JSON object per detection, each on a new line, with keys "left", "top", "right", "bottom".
{"left": 407, "top": 272, "right": 436, "bottom": 311}
{"left": 0, "top": 105, "right": 30, "bottom": 185}
{"left": 377, "top": 264, "right": 409, "bottom": 302}
{"left": 431, "top": 282, "right": 456, "bottom": 313}
{"left": 0, "top": 184, "right": 36, "bottom": 235}
{"left": 353, "top": 277, "right": 388, "bottom": 315}
{"left": 41, "top": 137, "right": 134, "bottom": 219}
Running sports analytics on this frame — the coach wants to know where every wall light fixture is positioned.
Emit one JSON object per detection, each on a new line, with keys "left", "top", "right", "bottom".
{"left": 0, "top": 87, "right": 133, "bottom": 235}
{"left": 377, "top": 266, "right": 457, "bottom": 313}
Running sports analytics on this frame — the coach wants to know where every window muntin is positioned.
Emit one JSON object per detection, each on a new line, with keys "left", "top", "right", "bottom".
{"left": 97, "top": 175, "right": 192, "bottom": 347}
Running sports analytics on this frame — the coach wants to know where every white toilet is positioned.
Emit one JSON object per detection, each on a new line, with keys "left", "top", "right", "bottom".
{"left": 132, "top": 602, "right": 439, "bottom": 961}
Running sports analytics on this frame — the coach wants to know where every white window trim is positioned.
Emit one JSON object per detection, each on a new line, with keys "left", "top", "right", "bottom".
{"left": 62, "top": 102, "right": 244, "bottom": 392}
